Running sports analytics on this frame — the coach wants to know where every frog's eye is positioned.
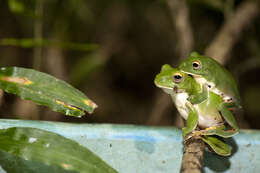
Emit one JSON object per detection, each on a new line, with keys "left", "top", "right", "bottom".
{"left": 173, "top": 73, "right": 184, "bottom": 83}
{"left": 192, "top": 60, "right": 201, "bottom": 70}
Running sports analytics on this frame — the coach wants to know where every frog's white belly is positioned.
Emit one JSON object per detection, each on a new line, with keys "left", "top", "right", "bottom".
{"left": 171, "top": 93, "right": 189, "bottom": 120}
{"left": 172, "top": 92, "right": 223, "bottom": 128}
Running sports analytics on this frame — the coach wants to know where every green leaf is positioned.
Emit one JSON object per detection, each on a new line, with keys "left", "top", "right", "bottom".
{"left": 0, "top": 67, "right": 97, "bottom": 117}
{"left": 0, "top": 127, "right": 117, "bottom": 173}
{"left": 201, "top": 136, "right": 231, "bottom": 156}
{"left": 0, "top": 38, "right": 98, "bottom": 52}
{"left": 0, "top": 151, "right": 77, "bottom": 173}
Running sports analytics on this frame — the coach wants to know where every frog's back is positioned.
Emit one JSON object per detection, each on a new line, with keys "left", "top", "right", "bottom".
{"left": 179, "top": 54, "right": 241, "bottom": 105}
{"left": 201, "top": 56, "right": 241, "bottom": 105}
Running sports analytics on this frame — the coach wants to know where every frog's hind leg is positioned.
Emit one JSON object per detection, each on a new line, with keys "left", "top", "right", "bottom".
{"left": 194, "top": 103, "right": 239, "bottom": 138}
{"left": 192, "top": 125, "right": 227, "bottom": 137}
{"left": 219, "top": 102, "right": 239, "bottom": 133}
{"left": 192, "top": 103, "right": 239, "bottom": 138}
{"left": 192, "top": 123, "right": 238, "bottom": 138}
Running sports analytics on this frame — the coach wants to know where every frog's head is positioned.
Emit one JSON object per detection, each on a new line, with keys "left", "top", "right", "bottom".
{"left": 154, "top": 64, "right": 192, "bottom": 94}
{"left": 179, "top": 52, "right": 217, "bottom": 76}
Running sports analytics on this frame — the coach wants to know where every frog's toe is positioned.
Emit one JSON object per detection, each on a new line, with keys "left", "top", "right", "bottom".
{"left": 205, "top": 126, "right": 217, "bottom": 131}
{"left": 192, "top": 130, "right": 204, "bottom": 136}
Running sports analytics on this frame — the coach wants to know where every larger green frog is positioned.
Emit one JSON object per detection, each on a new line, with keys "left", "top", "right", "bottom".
{"left": 154, "top": 64, "right": 239, "bottom": 138}
{"left": 154, "top": 65, "right": 237, "bottom": 156}
{"left": 179, "top": 52, "right": 241, "bottom": 108}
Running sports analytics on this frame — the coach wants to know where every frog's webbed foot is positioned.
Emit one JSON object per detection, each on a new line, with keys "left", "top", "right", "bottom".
{"left": 191, "top": 126, "right": 219, "bottom": 136}
{"left": 182, "top": 126, "right": 218, "bottom": 142}
{"left": 191, "top": 125, "right": 238, "bottom": 138}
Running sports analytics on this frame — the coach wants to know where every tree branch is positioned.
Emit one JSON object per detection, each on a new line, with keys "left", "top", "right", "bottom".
{"left": 180, "top": 136, "right": 205, "bottom": 173}
{"left": 205, "top": 0, "right": 259, "bottom": 64}
{"left": 167, "top": 0, "right": 194, "bottom": 59}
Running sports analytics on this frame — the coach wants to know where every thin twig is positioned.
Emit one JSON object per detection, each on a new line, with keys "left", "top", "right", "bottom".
{"left": 180, "top": 136, "right": 205, "bottom": 173}
{"left": 167, "top": 0, "right": 194, "bottom": 59}
{"left": 205, "top": 0, "right": 259, "bottom": 64}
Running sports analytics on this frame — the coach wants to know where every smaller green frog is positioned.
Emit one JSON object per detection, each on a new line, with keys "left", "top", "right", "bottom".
{"left": 154, "top": 65, "right": 239, "bottom": 138}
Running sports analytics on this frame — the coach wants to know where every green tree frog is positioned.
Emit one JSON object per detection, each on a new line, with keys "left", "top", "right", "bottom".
{"left": 154, "top": 65, "right": 238, "bottom": 156}
{"left": 179, "top": 52, "right": 241, "bottom": 108}
{"left": 154, "top": 64, "right": 239, "bottom": 138}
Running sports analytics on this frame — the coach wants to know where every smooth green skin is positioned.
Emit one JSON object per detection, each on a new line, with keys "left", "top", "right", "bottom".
{"left": 154, "top": 65, "right": 239, "bottom": 138}
{"left": 0, "top": 67, "right": 97, "bottom": 117}
{"left": 0, "top": 127, "right": 117, "bottom": 173}
{"left": 179, "top": 52, "right": 241, "bottom": 107}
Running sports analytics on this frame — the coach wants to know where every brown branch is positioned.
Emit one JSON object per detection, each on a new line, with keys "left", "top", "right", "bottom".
{"left": 180, "top": 136, "right": 205, "bottom": 173}
{"left": 205, "top": 0, "right": 260, "bottom": 64}
{"left": 167, "top": 0, "right": 194, "bottom": 59}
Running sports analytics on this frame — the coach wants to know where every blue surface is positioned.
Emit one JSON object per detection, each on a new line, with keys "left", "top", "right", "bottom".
{"left": 0, "top": 119, "right": 259, "bottom": 173}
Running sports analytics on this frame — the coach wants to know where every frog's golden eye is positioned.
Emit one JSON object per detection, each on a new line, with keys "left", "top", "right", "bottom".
{"left": 173, "top": 73, "right": 184, "bottom": 83}
{"left": 192, "top": 60, "right": 201, "bottom": 70}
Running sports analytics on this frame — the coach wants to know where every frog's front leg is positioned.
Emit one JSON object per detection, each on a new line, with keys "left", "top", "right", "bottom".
{"left": 182, "top": 103, "right": 198, "bottom": 138}
{"left": 187, "top": 85, "right": 208, "bottom": 104}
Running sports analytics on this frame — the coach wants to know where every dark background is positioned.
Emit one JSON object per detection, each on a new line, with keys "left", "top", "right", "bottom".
{"left": 0, "top": 0, "right": 259, "bottom": 129}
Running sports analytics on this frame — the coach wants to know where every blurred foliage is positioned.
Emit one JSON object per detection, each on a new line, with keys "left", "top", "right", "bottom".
{"left": 0, "top": 38, "right": 98, "bottom": 51}
{"left": 0, "top": 0, "right": 260, "bottom": 129}
{"left": 0, "top": 127, "right": 117, "bottom": 173}
{"left": 8, "top": 0, "right": 25, "bottom": 14}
